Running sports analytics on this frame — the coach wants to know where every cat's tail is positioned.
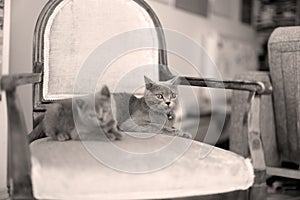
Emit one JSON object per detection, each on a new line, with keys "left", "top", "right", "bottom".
{"left": 28, "top": 115, "right": 46, "bottom": 143}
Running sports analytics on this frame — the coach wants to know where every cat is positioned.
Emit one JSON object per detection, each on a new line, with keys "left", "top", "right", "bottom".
{"left": 113, "top": 76, "right": 192, "bottom": 139}
{"left": 28, "top": 85, "right": 123, "bottom": 142}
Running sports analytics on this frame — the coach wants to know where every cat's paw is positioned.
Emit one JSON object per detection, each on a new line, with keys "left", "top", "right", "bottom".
{"left": 57, "top": 132, "right": 71, "bottom": 141}
{"left": 163, "top": 126, "right": 177, "bottom": 133}
{"left": 70, "top": 129, "right": 79, "bottom": 140}
{"left": 178, "top": 131, "right": 193, "bottom": 139}
{"left": 105, "top": 129, "right": 124, "bottom": 141}
{"left": 105, "top": 133, "right": 117, "bottom": 141}
{"left": 113, "top": 131, "right": 124, "bottom": 140}
{"left": 161, "top": 127, "right": 192, "bottom": 139}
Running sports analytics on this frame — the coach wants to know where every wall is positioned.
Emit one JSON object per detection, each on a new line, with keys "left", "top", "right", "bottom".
{"left": 147, "top": 0, "right": 257, "bottom": 76}
{"left": 148, "top": 0, "right": 256, "bottom": 41}
{"left": 9, "top": 0, "right": 48, "bottom": 131}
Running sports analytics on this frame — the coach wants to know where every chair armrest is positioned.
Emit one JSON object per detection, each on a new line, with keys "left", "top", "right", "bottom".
{"left": 0, "top": 73, "right": 41, "bottom": 91}
{"left": 227, "top": 71, "right": 274, "bottom": 199}
{"left": 0, "top": 73, "right": 38, "bottom": 198}
{"left": 229, "top": 71, "right": 279, "bottom": 165}
{"left": 177, "top": 75, "right": 273, "bottom": 95}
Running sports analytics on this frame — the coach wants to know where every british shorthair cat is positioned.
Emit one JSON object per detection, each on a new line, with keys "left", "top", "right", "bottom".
{"left": 114, "top": 76, "right": 192, "bottom": 139}
{"left": 29, "top": 85, "right": 123, "bottom": 142}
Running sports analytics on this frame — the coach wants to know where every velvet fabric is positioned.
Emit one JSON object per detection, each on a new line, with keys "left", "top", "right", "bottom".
{"left": 31, "top": 134, "right": 254, "bottom": 199}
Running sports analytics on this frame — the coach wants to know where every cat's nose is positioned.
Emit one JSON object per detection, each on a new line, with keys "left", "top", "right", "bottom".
{"left": 165, "top": 102, "right": 171, "bottom": 106}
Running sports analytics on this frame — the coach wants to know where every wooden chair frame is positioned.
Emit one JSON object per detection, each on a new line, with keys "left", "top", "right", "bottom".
{"left": 0, "top": 0, "right": 273, "bottom": 199}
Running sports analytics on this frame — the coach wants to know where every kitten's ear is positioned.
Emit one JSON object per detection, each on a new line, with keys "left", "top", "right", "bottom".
{"left": 75, "top": 99, "right": 85, "bottom": 108}
{"left": 144, "top": 76, "right": 155, "bottom": 89}
{"left": 169, "top": 76, "right": 179, "bottom": 85}
{"left": 100, "top": 85, "right": 110, "bottom": 98}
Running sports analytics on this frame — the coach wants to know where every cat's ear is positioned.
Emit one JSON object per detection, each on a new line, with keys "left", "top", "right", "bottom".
{"left": 100, "top": 85, "right": 110, "bottom": 98}
{"left": 144, "top": 76, "right": 155, "bottom": 89}
{"left": 169, "top": 76, "right": 179, "bottom": 85}
{"left": 75, "top": 98, "right": 85, "bottom": 108}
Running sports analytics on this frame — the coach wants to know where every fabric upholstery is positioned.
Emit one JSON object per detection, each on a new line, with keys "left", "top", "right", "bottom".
{"left": 30, "top": 134, "right": 254, "bottom": 200}
{"left": 269, "top": 27, "right": 300, "bottom": 163}
{"left": 43, "top": 0, "right": 159, "bottom": 100}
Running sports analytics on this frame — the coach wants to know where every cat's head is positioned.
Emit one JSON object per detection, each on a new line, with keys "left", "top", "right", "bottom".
{"left": 144, "top": 76, "right": 178, "bottom": 112}
{"left": 75, "top": 85, "right": 113, "bottom": 127}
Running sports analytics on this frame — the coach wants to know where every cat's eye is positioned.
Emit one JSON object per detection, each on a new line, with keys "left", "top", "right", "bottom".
{"left": 156, "top": 94, "right": 163, "bottom": 99}
{"left": 171, "top": 93, "right": 177, "bottom": 99}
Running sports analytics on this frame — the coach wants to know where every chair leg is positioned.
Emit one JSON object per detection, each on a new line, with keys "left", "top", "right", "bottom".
{"left": 225, "top": 190, "right": 249, "bottom": 200}
{"left": 249, "top": 183, "right": 267, "bottom": 200}
{"left": 6, "top": 90, "right": 34, "bottom": 199}
{"left": 249, "top": 170, "right": 267, "bottom": 200}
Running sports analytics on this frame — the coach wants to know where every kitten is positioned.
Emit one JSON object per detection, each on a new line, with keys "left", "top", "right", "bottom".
{"left": 29, "top": 86, "right": 123, "bottom": 142}
{"left": 113, "top": 76, "right": 192, "bottom": 139}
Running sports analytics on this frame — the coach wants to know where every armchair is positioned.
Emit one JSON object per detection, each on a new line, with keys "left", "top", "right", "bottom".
{"left": 230, "top": 27, "right": 300, "bottom": 197}
{"left": 0, "top": 0, "right": 274, "bottom": 199}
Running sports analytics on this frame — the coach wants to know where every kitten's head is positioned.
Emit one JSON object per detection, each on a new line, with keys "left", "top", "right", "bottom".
{"left": 144, "top": 76, "right": 178, "bottom": 112}
{"left": 75, "top": 85, "right": 113, "bottom": 127}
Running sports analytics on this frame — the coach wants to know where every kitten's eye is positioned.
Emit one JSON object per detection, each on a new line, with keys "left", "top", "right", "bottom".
{"left": 171, "top": 93, "right": 177, "bottom": 99}
{"left": 156, "top": 94, "right": 163, "bottom": 99}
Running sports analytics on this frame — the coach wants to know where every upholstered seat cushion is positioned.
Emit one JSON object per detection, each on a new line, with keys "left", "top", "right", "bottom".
{"left": 30, "top": 134, "right": 253, "bottom": 200}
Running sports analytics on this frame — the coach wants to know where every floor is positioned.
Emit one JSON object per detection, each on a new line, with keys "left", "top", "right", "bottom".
{"left": 267, "top": 178, "right": 300, "bottom": 200}
{"left": 268, "top": 194, "right": 300, "bottom": 200}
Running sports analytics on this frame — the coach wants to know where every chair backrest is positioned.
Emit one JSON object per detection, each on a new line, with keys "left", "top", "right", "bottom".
{"left": 268, "top": 27, "right": 300, "bottom": 164}
{"left": 32, "top": 0, "right": 170, "bottom": 119}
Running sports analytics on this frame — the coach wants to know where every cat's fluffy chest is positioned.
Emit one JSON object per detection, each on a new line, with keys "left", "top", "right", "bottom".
{"left": 125, "top": 95, "right": 173, "bottom": 125}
